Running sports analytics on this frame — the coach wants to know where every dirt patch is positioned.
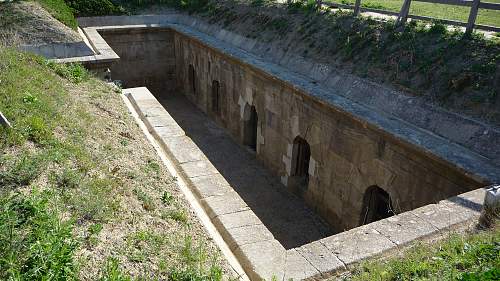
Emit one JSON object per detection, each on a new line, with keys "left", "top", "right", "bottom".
{"left": 0, "top": 1, "right": 81, "bottom": 46}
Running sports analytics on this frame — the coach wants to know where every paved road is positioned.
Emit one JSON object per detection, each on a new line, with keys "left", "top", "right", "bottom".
{"left": 158, "top": 94, "right": 333, "bottom": 249}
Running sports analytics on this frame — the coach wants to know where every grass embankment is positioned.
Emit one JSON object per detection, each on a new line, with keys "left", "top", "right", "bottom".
{"left": 334, "top": 0, "right": 500, "bottom": 27}
{"left": 0, "top": 47, "right": 225, "bottom": 280}
{"left": 35, "top": 0, "right": 78, "bottom": 29}
{"left": 346, "top": 227, "right": 500, "bottom": 280}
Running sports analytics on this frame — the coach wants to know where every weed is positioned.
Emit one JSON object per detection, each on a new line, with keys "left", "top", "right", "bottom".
{"left": 48, "top": 62, "right": 90, "bottom": 84}
{"left": 161, "top": 191, "right": 174, "bottom": 205}
{"left": 87, "top": 223, "right": 103, "bottom": 247}
{"left": 143, "top": 159, "right": 161, "bottom": 177}
{"left": 52, "top": 168, "right": 84, "bottom": 190}
{"left": 162, "top": 208, "right": 188, "bottom": 224}
{"left": 133, "top": 188, "right": 156, "bottom": 211}
{"left": 169, "top": 236, "right": 222, "bottom": 281}
{"left": 22, "top": 92, "right": 40, "bottom": 104}
{"left": 119, "top": 139, "right": 129, "bottom": 146}
{"left": 64, "top": 178, "right": 120, "bottom": 222}
{"left": 0, "top": 190, "right": 78, "bottom": 280}
{"left": 0, "top": 152, "right": 47, "bottom": 188}
{"left": 99, "top": 257, "right": 133, "bottom": 281}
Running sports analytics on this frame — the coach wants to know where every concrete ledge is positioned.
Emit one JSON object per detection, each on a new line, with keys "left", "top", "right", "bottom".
{"left": 20, "top": 41, "right": 94, "bottom": 59}
{"left": 124, "top": 86, "right": 487, "bottom": 280}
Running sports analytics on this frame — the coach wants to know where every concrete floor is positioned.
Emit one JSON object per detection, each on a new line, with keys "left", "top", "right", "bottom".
{"left": 157, "top": 93, "right": 332, "bottom": 249}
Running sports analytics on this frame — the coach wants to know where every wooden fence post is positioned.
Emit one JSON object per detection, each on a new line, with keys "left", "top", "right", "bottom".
{"left": 396, "top": 0, "right": 412, "bottom": 27}
{"left": 354, "top": 0, "right": 362, "bottom": 16}
{"left": 466, "top": 0, "right": 481, "bottom": 35}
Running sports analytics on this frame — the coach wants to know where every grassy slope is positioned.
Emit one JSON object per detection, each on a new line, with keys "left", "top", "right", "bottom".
{"left": 0, "top": 47, "right": 225, "bottom": 280}
{"left": 346, "top": 227, "right": 500, "bottom": 280}
{"left": 198, "top": 1, "right": 499, "bottom": 124}
{"left": 334, "top": 0, "right": 500, "bottom": 27}
{"left": 35, "top": 0, "right": 78, "bottom": 29}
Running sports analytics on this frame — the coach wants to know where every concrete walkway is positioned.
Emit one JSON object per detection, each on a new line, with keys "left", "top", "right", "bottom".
{"left": 157, "top": 94, "right": 332, "bottom": 250}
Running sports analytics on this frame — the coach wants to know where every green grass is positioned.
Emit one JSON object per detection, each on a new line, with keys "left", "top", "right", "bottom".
{"left": 35, "top": 0, "right": 78, "bottom": 29}
{"left": 333, "top": 0, "right": 500, "bottom": 27}
{"left": 0, "top": 190, "right": 79, "bottom": 280}
{"left": 347, "top": 227, "right": 500, "bottom": 281}
{"left": 0, "top": 47, "right": 224, "bottom": 280}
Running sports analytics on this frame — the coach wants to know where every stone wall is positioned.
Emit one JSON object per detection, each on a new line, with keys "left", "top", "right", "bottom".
{"left": 100, "top": 28, "right": 176, "bottom": 95}
{"left": 172, "top": 32, "right": 482, "bottom": 232}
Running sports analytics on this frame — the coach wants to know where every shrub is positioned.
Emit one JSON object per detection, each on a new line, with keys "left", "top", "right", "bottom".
{"left": 64, "top": 0, "right": 121, "bottom": 17}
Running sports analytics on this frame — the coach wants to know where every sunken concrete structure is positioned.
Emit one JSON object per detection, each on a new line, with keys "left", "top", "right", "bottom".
{"left": 53, "top": 14, "right": 500, "bottom": 280}
{"left": 96, "top": 25, "right": 484, "bottom": 232}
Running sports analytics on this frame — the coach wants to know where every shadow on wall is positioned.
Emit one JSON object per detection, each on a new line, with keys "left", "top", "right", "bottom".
{"left": 156, "top": 94, "right": 333, "bottom": 249}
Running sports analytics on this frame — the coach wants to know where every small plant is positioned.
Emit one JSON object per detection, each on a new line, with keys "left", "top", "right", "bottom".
{"left": 47, "top": 62, "right": 89, "bottom": 84}
{"left": 0, "top": 190, "right": 79, "bottom": 280}
{"left": 87, "top": 223, "right": 103, "bottom": 247}
{"left": 0, "top": 152, "right": 47, "bottom": 188}
{"left": 143, "top": 159, "right": 161, "bottom": 177}
{"left": 99, "top": 257, "right": 132, "bottom": 281}
{"left": 133, "top": 188, "right": 155, "bottom": 211}
{"left": 161, "top": 191, "right": 174, "bottom": 205}
{"left": 161, "top": 208, "right": 188, "bottom": 224}
{"left": 169, "top": 237, "right": 222, "bottom": 281}
{"left": 22, "top": 93, "right": 39, "bottom": 104}
{"left": 64, "top": 178, "right": 120, "bottom": 222}
{"left": 53, "top": 168, "right": 84, "bottom": 190}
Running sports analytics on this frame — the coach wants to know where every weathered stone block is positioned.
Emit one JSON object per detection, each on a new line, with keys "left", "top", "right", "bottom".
{"left": 189, "top": 174, "right": 231, "bottom": 199}
{"left": 180, "top": 159, "right": 219, "bottom": 178}
{"left": 321, "top": 224, "right": 396, "bottom": 266}
{"left": 224, "top": 224, "right": 274, "bottom": 250}
{"left": 233, "top": 240, "right": 286, "bottom": 281}
{"left": 162, "top": 137, "right": 206, "bottom": 164}
{"left": 296, "top": 241, "right": 345, "bottom": 276}
{"left": 152, "top": 124, "right": 185, "bottom": 138}
{"left": 200, "top": 191, "right": 249, "bottom": 218}
{"left": 213, "top": 209, "right": 262, "bottom": 230}
{"left": 283, "top": 249, "right": 320, "bottom": 281}
{"left": 371, "top": 211, "right": 438, "bottom": 246}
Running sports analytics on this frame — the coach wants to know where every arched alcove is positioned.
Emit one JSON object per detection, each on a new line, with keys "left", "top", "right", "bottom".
{"left": 291, "top": 136, "right": 311, "bottom": 190}
{"left": 360, "top": 185, "right": 394, "bottom": 225}
{"left": 243, "top": 105, "right": 258, "bottom": 151}
{"left": 188, "top": 64, "right": 196, "bottom": 95}
{"left": 211, "top": 80, "right": 221, "bottom": 115}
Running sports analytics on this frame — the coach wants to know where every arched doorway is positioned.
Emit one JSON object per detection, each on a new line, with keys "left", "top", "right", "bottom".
{"left": 360, "top": 186, "right": 394, "bottom": 225}
{"left": 243, "top": 105, "right": 258, "bottom": 151}
{"left": 211, "top": 80, "right": 221, "bottom": 115}
{"left": 291, "top": 136, "right": 311, "bottom": 190}
{"left": 188, "top": 64, "right": 196, "bottom": 95}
